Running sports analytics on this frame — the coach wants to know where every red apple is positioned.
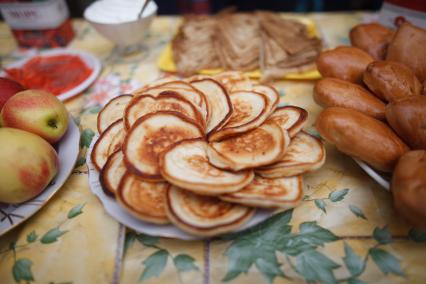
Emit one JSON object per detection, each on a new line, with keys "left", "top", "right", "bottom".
{"left": 0, "top": 128, "right": 58, "bottom": 204}
{"left": 0, "top": 77, "right": 24, "bottom": 110}
{"left": 1, "top": 90, "right": 69, "bottom": 143}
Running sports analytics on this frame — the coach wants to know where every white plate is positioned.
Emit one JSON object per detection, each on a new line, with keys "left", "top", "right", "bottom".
{"left": 2, "top": 48, "right": 102, "bottom": 101}
{"left": 353, "top": 158, "right": 391, "bottom": 191}
{"left": 0, "top": 116, "right": 80, "bottom": 236}
{"left": 87, "top": 135, "right": 274, "bottom": 240}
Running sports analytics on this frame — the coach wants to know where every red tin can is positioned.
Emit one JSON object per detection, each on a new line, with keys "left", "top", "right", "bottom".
{"left": 0, "top": 0, "right": 74, "bottom": 48}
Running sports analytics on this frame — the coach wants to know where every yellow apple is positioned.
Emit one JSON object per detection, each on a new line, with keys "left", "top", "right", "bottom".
{"left": 0, "top": 128, "right": 59, "bottom": 204}
{"left": 1, "top": 90, "right": 69, "bottom": 143}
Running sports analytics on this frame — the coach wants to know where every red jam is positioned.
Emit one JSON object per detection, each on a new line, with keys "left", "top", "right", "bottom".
{"left": 6, "top": 54, "right": 92, "bottom": 96}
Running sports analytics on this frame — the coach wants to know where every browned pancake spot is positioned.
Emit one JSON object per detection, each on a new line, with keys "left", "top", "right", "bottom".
{"left": 227, "top": 99, "right": 253, "bottom": 125}
{"left": 139, "top": 126, "right": 194, "bottom": 165}
{"left": 281, "top": 135, "right": 313, "bottom": 162}
{"left": 242, "top": 177, "right": 289, "bottom": 196}
{"left": 155, "top": 101, "right": 187, "bottom": 114}
{"left": 221, "top": 128, "right": 274, "bottom": 154}
{"left": 269, "top": 115, "right": 289, "bottom": 126}
{"left": 181, "top": 191, "right": 233, "bottom": 218}
{"left": 185, "top": 155, "right": 225, "bottom": 177}
{"left": 106, "top": 130, "right": 124, "bottom": 158}
{"left": 127, "top": 180, "right": 167, "bottom": 218}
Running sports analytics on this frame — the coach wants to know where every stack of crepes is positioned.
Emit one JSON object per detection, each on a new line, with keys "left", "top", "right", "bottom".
{"left": 91, "top": 72, "right": 326, "bottom": 237}
{"left": 172, "top": 11, "right": 322, "bottom": 82}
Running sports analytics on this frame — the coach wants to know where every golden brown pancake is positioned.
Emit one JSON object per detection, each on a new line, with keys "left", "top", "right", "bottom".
{"left": 117, "top": 173, "right": 170, "bottom": 224}
{"left": 123, "top": 111, "right": 204, "bottom": 181}
{"left": 133, "top": 80, "right": 193, "bottom": 96}
{"left": 133, "top": 80, "right": 208, "bottom": 123}
{"left": 97, "top": 95, "right": 132, "bottom": 134}
{"left": 159, "top": 139, "right": 254, "bottom": 195}
{"left": 209, "top": 90, "right": 269, "bottom": 141}
{"left": 256, "top": 131, "right": 326, "bottom": 178}
{"left": 267, "top": 106, "right": 308, "bottom": 137}
{"left": 91, "top": 119, "right": 125, "bottom": 171}
{"left": 123, "top": 93, "right": 204, "bottom": 130}
{"left": 190, "top": 78, "right": 233, "bottom": 134}
{"left": 251, "top": 84, "right": 279, "bottom": 116}
{"left": 208, "top": 121, "right": 289, "bottom": 171}
{"left": 165, "top": 186, "right": 255, "bottom": 237}
{"left": 99, "top": 150, "right": 126, "bottom": 197}
{"left": 221, "top": 175, "right": 304, "bottom": 209}
{"left": 212, "top": 71, "right": 253, "bottom": 92}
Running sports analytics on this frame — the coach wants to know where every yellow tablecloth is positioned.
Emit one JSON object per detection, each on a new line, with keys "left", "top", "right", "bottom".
{"left": 0, "top": 14, "right": 425, "bottom": 284}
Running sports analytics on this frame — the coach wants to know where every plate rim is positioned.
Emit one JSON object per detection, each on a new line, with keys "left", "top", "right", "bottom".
{"left": 1, "top": 48, "right": 102, "bottom": 101}
{"left": 353, "top": 158, "right": 391, "bottom": 191}
{"left": 0, "top": 115, "right": 80, "bottom": 236}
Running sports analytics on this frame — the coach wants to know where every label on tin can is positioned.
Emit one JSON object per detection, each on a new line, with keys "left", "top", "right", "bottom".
{"left": 0, "top": 0, "right": 69, "bottom": 30}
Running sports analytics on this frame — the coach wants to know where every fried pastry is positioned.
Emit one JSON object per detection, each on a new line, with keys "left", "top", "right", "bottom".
{"left": 208, "top": 121, "right": 289, "bottom": 171}
{"left": 117, "top": 173, "right": 170, "bottom": 224}
{"left": 123, "top": 111, "right": 203, "bottom": 181}
{"left": 266, "top": 106, "right": 308, "bottom": 137}
{"left": 221, "top": 175, "right": 303, "bottom": 209}
{"left": 256, "top": 131, "right": 325, "bottom": 178}
{"left": 91, "top": 119, "right": 125, "bottom": 171}
{"left": 160, "top": 139, "right": 254, "bottom": 195}
{"left": 165, "top": 186, "right": 255, "bottom": 237}
{"left": 124, "top": 93, "right": 204, "bottom": 130}
{"left": 97, "top": 95, "right": 132, "bottom": 134}
{"left": 99, "top": 150, "right": 126, "bottom": 197}
{"left": 209, "top": 90, "right": 268, "bottom": 141}
{"left": 190, "top": 78, "right": 232, "bottom": 133}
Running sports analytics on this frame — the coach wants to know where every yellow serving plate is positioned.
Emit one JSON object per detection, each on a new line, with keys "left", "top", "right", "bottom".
{"left": 157, "top": 17, "right": 321, "bottom": 80}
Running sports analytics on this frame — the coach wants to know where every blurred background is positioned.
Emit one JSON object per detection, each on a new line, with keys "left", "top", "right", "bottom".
{"left": 66, "top": 0, "right": 384, "bottom": 16}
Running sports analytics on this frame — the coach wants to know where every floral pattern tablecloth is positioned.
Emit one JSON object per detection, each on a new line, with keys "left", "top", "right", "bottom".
{"left": 0, "top": 13, "right": 425, "bottom": 284}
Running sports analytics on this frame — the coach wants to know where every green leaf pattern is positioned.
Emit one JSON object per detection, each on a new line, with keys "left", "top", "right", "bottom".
{"left": 304, "top": 188, "right": 351, "bottom": 215}
{"left": 74, "top": 157, "right": 86, "bottom": 168}
{"left": 373, "top": 226, "right": 392, "bottom": 245}
{"left": 221, "top": 206, "right": 409, "bottom": 284}
{"left": 348, "top": 279, "right": 366, "bottom": 284}
{"left": 173, "top": 254, "right": 198, "bottom": 272}
{"left": 135, "top": 233, "right": 200, "bottom": 283}
{"left": 343, "top": 242, "right": 365, "bottom": 276}
{"left": 222, "top": 210, "right": 343, "bottom": 283}
{"left": 315, "top": 199, "right": 327, "bottom": 213}
{"left": 79, "top": 129, "right": 95, "bottom": 148}
{"left": 329, "top": 188, "right": 349, "bottom": 202}
{"left": 140, "top": 250, "right": 168, "bottom": 282}
{"left": 26, "top": 231, "right": 38, "bottom": 243}
{"left": 408, "top": 228, "right": 426, "bottom": 242}
{"left": 369, "top": 248, "right": 405, "bottom": 277}
{"left": 295, "top": 250, "right": 340, "bottom": 284}
{"left": 349, "top": 205, "right": 367, "bottom": 220}
{"left": 5, "top": 204, "right": 85, "bottom": 283}
{"left": 67, "top": 204, "right": 85, "bottom": 219}
{"left": 40, "top": 228, "right": 67, "bottom": 244}
{"left": 136, "top": 234, "right": 159, "bottom": 247}
{"left": 13, "top": 259, "right": 34, "bottom": 283}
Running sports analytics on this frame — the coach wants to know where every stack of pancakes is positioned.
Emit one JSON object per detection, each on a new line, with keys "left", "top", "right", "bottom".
{"left": 172, "top": 11, "right": 321, "bottom": 81}
{"left": 92, "top": 72, "right": 326, "bottom": 237}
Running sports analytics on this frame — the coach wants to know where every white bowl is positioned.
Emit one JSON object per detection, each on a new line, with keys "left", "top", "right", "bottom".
{"left": 84, "top": 1, "right": 157, "bottom": 51}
